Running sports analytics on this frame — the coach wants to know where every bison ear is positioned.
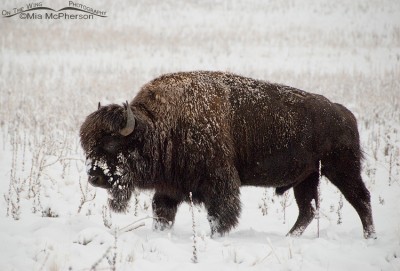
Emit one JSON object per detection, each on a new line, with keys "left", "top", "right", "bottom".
{"left": 119, "top": 101, "right": 135, "bottom": 136}
{"left": 98, "top": 102, "right": 101, "bottom": 110}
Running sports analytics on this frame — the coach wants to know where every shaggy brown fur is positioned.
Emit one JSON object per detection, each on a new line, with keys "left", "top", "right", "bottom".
{"left": 80, "top": 71, "right": 376, "bottom": 238}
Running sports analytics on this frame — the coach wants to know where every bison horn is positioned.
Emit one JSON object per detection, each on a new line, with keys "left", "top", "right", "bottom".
{"left": 98, "top": 102, "right": 101, "bottom": 109}
{"left": 119, "top": 101, "right": 135, "bottom": 136}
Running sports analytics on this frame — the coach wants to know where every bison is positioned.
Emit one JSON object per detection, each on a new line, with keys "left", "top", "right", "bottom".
{"left": 80, "top": 71, "right": 376, "bottom": 238}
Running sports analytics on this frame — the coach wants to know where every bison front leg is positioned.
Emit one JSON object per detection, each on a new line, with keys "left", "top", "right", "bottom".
{"left": 288, "top": 171, "right": 320, "bottom": 237}
{"left": 152, "top": 193, "right": 181, "bottom": 231}
{"left": 203, "top": 170, "right": 242, "bottom": 237}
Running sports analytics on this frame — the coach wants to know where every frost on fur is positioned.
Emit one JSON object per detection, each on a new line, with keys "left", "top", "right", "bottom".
{"left": 79, "top": 71, "right": 376, "bottom": 239}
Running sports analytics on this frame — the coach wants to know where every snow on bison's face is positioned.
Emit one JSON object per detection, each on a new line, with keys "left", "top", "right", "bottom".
{"left": 80, "top": 102, "right": 139, "bottom": 212}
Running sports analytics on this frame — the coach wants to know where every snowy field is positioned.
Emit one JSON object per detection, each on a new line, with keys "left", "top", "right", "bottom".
{"left": 1, "top": 0, "right": 400, "bottom": 270}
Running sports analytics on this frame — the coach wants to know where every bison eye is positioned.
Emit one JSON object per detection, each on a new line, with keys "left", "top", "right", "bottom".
{"left": 103, "top": 141, "right": 119, "bottom": 153}
{"left": 102, "top": 136, "right": 122, "bottom": 154}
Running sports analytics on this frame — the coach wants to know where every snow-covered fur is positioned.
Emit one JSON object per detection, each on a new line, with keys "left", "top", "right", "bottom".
{"left": 80, "top": 71, "right": 376, "bottom": 238}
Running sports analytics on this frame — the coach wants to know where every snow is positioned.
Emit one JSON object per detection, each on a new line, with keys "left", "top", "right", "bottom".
{"left": 1, "top": 0, "right": 400, "bottom": 270}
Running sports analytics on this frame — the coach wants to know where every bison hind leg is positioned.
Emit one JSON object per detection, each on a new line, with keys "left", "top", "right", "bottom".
{"left": 323, "top": 150, "right": 376, "bottom": 239}
{"left": 288, "top": 171, "right": 320, "bottom": 237}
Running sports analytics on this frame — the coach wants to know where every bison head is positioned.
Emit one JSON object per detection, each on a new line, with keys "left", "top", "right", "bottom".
{"left": 80, "top": 101, "right": 149, "bottom": 212}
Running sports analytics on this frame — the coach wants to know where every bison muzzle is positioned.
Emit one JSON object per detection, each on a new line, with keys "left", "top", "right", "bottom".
{"left": 80, "top": 71, "right": 376, "bottom": 239}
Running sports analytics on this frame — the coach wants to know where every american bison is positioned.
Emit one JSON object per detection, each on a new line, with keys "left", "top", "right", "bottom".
{"left": 80, "top": 71, "right": 376, "bottom": 238}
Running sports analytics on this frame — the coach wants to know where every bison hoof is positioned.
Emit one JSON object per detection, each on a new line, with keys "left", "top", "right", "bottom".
{"left": 286, "top": 227, "right": 306, "bottom": 238}
{"left": 207, "top": 215, "right": 226, "bottom": 238}
{"left": 152, "top": 219, "right": 173, "bottom": 232}
{"left": 363, "top": 225, "right": 377, "bottom": 239}
{"left": 210, "top": 232, "right": 225, "bottom": 239}
{"left": 364, "top": 231, "right": 377, "bottom": 239}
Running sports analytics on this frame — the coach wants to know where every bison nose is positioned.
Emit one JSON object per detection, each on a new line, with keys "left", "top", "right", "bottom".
{"left": 88, "top": 175, "right": 112, "bottom": 189}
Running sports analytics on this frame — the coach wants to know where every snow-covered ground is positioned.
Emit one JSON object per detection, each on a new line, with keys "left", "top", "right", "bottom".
{"left": 1, "top": 0, "right": 399, "bottom": 270}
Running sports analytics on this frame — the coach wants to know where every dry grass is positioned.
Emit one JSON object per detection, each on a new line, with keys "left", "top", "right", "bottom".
{"left": 1, "top": 0, "right": 399, "bottom": 220}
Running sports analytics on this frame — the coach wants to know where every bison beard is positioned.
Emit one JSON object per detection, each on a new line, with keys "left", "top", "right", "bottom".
{"left": 80, "top": 71, "right": 376, "bottom": 239}
{"left": 108, "top": 185, "right": 132, "bottom": 212}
